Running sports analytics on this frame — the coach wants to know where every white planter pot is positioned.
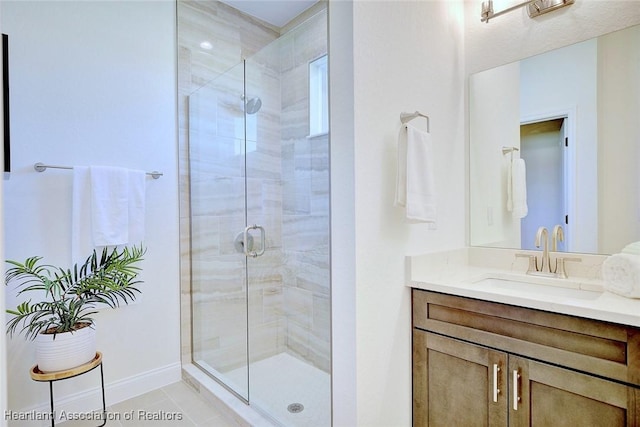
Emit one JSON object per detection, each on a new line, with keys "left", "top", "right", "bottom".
{"left": 35, "top": 325, "right": 97, "bottom": 372}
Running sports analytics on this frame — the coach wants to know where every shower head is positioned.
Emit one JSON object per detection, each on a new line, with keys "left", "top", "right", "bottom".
{"left": 244, "top": 96, "right": 262, "bottom": 115}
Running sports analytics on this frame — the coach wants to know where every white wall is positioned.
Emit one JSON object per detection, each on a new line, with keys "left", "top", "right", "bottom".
{"left": 465, "top": 0, "right": 640, "bottom": 75}
{"left": 331, "top": 1, "right": 466, "bottom": 425}
{"left": 328, "top": 1, "right": 357, "bottom": 425}
{"left": 2, "top": 0, "right": 179, "bottom": 414}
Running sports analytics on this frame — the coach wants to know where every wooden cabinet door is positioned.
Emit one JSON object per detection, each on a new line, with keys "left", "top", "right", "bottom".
{"left": 413, "top": 330, "right": 508, "bottom": 427}
{"left": 509, "top": 355, "right": 640, "bottom": 427}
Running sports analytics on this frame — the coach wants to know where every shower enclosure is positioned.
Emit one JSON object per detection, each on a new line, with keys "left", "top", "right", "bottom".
{"left": 186, "top": 9, "right": 330, "bottom": 426}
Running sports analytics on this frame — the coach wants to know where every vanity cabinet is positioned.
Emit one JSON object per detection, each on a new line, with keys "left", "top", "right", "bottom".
{"left": 412, "top": 290, "right": 640, "bottom": 426}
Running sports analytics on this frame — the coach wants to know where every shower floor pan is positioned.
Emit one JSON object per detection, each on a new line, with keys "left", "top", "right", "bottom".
{"left": 191, "top": 353, "right": 330, "bottom": 427}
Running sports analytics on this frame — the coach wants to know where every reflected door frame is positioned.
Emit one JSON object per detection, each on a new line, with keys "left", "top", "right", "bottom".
{"left": 521, "top": 105, "right": 577, "bottom": 252}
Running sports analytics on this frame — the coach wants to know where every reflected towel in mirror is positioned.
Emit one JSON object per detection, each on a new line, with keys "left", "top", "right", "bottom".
{"left": 508, "top": 158, "right": 528, "bottom": 219}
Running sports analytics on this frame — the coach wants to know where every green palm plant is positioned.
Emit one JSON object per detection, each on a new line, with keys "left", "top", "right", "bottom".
{"left": 5, "top": 245, "right": 146, "bottom": 340}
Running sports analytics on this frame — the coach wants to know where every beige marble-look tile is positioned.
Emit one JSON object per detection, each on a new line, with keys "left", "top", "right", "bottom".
{"left": 281, "top": 100, "right": 309, "bottom": 141}
{"left": 282, "top": 214, "right": 329, "bottom": 252}
{"left": 217, "top": 216, "right": 247, "bottom": 255}
{"left": 293, "top": 9, "right": 328, "bottom": 67}
{"left": 121, "top": 398, "right": 195, "bottom": 426}
{"left": 247, "top": 320, "right": 284, "bottom": 363}
{"left": 190, "top": 255, "right": 245, "bottom": 295}
{"left": 293, "top": 247, "right": 330, "bottom": 295}
{"left": 9, "top": 418, "right": 56, "bottom": 427}
{"left": 197, "top": 414, "right": 242, "bottom": 427}
{"left": 261, "top": 286, "right": 284, "bottom": 323}
{"left": 109, "top": 388, "right": 169, "bottom": 415}
{"left": 160, "top": 382, "right": 226, "bottom": 425}
{"left": 281, "top": 63, "right": 307, "bottom": 109}
{"left": 190, "top": 215, "right": 222, "bottom": 259}
{"left": 284, "top": 287, "right": 313, "bottom": 328}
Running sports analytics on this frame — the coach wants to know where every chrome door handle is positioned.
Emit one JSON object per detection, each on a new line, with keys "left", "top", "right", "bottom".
{"left": 244, "top": 224, "right": 266, "bottom": 258}
{"left": 513, "top": 369, "right": 521, "bottom": 411}
{"left": 254, "top": 225, "right": 265, "bottom": 257}
{"left": 492, "top": 363, "right": 500, "bottom": 403}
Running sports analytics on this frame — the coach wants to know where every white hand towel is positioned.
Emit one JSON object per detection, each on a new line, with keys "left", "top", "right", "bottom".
{"left": 90, "top": 166, "right": 130, "bottom": 247}
{"left": 72, "top": 166, "right": 92, "bottom": 264}
{"left": 395, "top": 124, "right": 437, "bottom": 224}
{"left": 506, "top": 159, "right": 513, "bottom": 212}
{"left": 602, "top": 253, "right": 640, "bottom": 298}
{"left": 510, "top": 158, "right": 528, "bottom": 219}
{"left": 128, "top": 169, "right": 146, "bottom": 245}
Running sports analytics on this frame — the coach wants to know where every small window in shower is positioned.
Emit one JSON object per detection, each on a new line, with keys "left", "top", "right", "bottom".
{"left": 309, "top": 54, "right": 328, "bottom": 137}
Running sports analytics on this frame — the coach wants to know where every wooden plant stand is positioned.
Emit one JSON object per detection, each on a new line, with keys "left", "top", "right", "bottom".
{"left": 30, "top": 352, "right": 106, "bottom": 427}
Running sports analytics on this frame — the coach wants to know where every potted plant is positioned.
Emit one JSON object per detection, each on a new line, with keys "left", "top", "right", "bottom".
{"left": 5, "top": 245, "right": 146, "bottom": 372}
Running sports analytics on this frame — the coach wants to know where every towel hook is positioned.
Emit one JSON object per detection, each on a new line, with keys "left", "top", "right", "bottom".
{"left": 400, "top": 111, "right": 430, "bottom": 132}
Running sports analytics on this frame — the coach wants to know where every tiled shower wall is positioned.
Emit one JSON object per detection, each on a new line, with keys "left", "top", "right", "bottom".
{"left": 178, "top": 0, "right": 279, "bottom": 373}
{"left": 278, "top": 11, "right": 330, "bottom": 373}
{"left": 178, "top": 1, "right": 330, "bottom": 376}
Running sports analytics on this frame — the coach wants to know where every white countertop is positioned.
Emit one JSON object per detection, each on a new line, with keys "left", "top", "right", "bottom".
{"left": 408, "top": 247, "right": 640, "bottom": 328}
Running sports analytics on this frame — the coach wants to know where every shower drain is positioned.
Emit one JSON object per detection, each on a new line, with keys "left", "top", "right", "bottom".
{"left": 287, "top": 403, "right": 304, "bottom": 413}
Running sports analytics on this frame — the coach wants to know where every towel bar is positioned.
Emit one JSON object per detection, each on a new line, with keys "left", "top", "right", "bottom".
{"left": 34, "top": 162, "right": 162, "bottom": 179}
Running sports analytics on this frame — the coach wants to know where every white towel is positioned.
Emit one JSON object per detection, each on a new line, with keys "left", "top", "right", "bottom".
{"left": 622, "top": 241, "right": 640, "bottom": 256}
{"left": 72, "top": 166, "right": 92, "bottom": 264}
{"left": 71, "top": 166, "right": 146, "bottom": 264}
{"left": 395, "top": 124, "right": 437, "bottom": 224}
{"left": 509, "top": 158, "right": 528, "bottom": 219}
{"left": 91, "top": 166, "right": 130, "bottom": 247}
{"left": 127, "top": 169, "right": 146, "bottom": 245}
{"left": 602, "top": 253, "right": 640, "bottom": 298}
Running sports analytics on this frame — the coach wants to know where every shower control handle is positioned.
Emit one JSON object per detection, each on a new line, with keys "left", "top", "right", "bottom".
{"left": 244, "top": 224, "right": 266, "bottom": 258}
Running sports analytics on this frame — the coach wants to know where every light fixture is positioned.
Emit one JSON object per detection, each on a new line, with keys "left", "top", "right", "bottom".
{"left": 199, "top": 41, "right": 213, "bottom": 50}
{"left": 481, "top": 0, "right": 574, "bottom": 23}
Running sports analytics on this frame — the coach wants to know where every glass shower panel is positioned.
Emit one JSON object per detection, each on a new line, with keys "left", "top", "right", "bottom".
{"left": 188, "top": 61, "right": 249, "bottom": 401}
{"left": 245, "top": 9, "right": 330, "bottom": 426}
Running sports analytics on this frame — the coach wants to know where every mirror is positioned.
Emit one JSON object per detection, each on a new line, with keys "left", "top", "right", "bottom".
{"left": 469, "top": 23, "right": 640, "bottom": 255}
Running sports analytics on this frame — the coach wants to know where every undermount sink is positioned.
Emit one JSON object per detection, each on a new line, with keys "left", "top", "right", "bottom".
{"left": 471, "top": 275, "right": 602, "bottom": 301}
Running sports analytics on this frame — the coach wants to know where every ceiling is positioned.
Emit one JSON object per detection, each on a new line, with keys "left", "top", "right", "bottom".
{"left": 219, "top": 0, "right": 319, "bottom": 28}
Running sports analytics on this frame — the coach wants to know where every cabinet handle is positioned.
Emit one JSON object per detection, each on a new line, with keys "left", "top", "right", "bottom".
{"left": 492, "top": 363, "right": 500, "bottom": 402}
{"left": 513, "top": 369, "right": 521, "bottom": 411}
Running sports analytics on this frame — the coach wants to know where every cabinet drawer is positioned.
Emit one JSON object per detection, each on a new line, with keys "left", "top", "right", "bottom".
{"left": 412, "top": 289, "right": 640, "bottom": 387}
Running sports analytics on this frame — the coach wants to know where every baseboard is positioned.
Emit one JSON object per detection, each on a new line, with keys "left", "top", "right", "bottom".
{"left": 20, "top": 361, "right": 181, "bottom": 417}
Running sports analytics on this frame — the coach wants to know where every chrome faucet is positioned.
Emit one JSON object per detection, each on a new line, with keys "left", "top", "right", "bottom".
{"left": 515, "top": 224, "right": 581, "bottom": 278}
{"left": 551, "top": 224, "right": 564, "bottom": 251}
{"left": 535, "top": 226, "right": 551, "bottom": 274}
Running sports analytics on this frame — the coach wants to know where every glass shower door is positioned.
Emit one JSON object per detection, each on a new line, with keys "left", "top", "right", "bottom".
{"left": 188, "top": 8, "right": 330, "bottom": 425}
{"left": 188, "top": 61, "right": 249, "bottom": 400}
{"left": 244, "top": 11, "right": 331, "bottom": 426}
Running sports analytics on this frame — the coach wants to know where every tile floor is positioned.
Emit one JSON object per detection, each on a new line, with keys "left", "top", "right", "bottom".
{"left": 9, "top": 354, "right": 331, "bottom": 426}
{"left": 8, "top": 381, "right": 239, "bottom": 427}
